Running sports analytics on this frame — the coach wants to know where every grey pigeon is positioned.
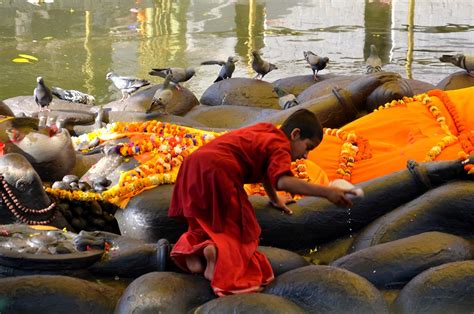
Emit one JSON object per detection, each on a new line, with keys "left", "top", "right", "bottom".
{"left": 201, "top": 56, "right": 238, "bottom": 82}
{"left": 52, "top": 86, "right": 96, "bottom": 105}
{"left": 147, "top": 74, "right": 173, "bottom": 114}
{"left": 251, "top": 51, "right": 277, "bottom": 80}
{"left": 272, "top": 87, "right": 299, "bottom": 110}
{"left": 439, "top": 54, "right": 474, "bottom": 75}
{"left": 106, "top": 72, "right": 150, "bottom": 101}
{"left": 303, "top": 51, "right": 329, "bottom": 80}
{"left": 33, "top": 76, "right": 53, "bottom": 111}
{"left": 366, "top": 44, "right": 383, "bottom": 74}
{"left": 148, "top": 67, "right": 195, "bottom": 89}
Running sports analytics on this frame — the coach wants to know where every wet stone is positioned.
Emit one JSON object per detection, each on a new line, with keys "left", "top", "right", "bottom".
{"left": 62, "top": 175, "right": 80, "bottom": 185}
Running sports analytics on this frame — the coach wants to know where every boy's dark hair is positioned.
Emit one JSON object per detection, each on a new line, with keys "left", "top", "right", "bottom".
{"left": 280, "top": 109, "right": 323, "bottom": 140}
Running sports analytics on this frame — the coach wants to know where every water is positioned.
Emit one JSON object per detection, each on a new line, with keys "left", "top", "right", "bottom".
{"left": 0, "top": 0, "right": 472, "bottom": 105}
{"left": 347, "top": 207, "right": 353, "bottom": 239}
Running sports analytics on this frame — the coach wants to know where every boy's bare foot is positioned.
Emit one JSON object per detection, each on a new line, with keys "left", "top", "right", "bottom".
{"left": 186, "top": 254, "right": 204, "bottom": 274}
{"left": 203, "top": 245, "right": 217, "bottom": 281}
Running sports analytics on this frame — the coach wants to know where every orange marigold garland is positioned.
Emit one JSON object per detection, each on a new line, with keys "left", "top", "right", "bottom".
{"left": 428, "top": 89, "right": 474, "bottom": 175}
{"left": 458, "top": 151, "right": 474, "bottom": 175}
{"left": 428, "top": 89, "right": 474, "bottom": 156}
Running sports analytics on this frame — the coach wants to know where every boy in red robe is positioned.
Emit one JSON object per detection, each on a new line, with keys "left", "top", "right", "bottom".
{"left": 168, "top": 109, "right": 354, "bottom": 296}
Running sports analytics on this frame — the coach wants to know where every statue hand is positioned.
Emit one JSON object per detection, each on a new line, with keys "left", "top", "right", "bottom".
{"left": 347, "top": 72, "right": 402, "bottom": 109}
{"left": 73, "top": 230, "right": 107, "bottom": 251}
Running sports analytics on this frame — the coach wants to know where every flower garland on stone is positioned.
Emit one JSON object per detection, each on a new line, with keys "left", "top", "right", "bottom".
{"left": 48, "top": 121, "right": 313, "bottom": 205}
{"left": 48, "top": 121, "right": 217, "bottom": 207}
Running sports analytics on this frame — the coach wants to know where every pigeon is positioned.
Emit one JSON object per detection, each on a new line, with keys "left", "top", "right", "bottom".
{"left": 201, "top": 56, "right": 238, "bottom": 83}
{"left": 366, "top": 44, "right": 383, "bottom": 74}
{"left": 147, "top": 74, "right": 173, "bottom": 114}
{"left": 51, "top": 87, "right": 96, "bottom": 105}
{"left": 439, "top": 54, "right": 474, "bottom": 75}
{"left": 148, "top": 67, "right": 195, "bottom": 89}
{"left": 272, "top": 87, "right": 299, "bottom": 110}
{"left": 33, "top": 76, "right": 53, "bottom": 111}
{"left": 106, "top": 72, "right": 150, "bottom": 101}
{"left": 303, "top": 51, "right": 329, "bottom": 81}
{"left": 251, "top": 50, "right": 278, "bottom": 80}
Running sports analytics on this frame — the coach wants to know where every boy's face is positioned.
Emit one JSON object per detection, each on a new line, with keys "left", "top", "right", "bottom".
{"left": 289, "top": 128, "right": 321, "bottom": 161}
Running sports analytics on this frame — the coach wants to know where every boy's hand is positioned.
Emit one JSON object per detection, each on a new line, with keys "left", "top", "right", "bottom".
{"left": 269, "top": 195, "right": 295, "bottom": 215}
{"left": 326, "top": 186, "right": 355, "bottom": 208}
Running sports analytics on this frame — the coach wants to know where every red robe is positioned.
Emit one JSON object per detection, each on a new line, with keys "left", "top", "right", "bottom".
{"left": 169, "top": 123, "right": 293, "bottom": 296}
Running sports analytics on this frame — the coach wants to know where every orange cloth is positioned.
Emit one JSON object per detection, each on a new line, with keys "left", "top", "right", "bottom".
{"left": 308, "top": 87, "right": 474, "bottom": 184}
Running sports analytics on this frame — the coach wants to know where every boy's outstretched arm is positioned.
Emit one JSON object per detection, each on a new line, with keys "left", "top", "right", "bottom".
{"left": 277, "top": 175, "right": 355, "bottom": 207}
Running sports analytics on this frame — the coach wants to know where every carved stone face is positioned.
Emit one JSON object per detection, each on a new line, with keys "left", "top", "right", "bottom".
{"left": 5, "top": 126, "right": 76, "bottom": 182}
{"left": 0, "top": 153, "right": 53, "bottom": 225}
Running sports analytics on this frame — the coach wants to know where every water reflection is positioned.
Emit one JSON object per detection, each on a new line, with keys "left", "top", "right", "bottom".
{"left": 405, "top": 0, "right": 415, "bottom": 79}
{"left": 363, "top": 0, "right": 392, "bottom": 64}
{"left": 235, "top": 0, "right": 265, "bottom": 74}
{"left": 0, "top": 0, "right": 472, "bottom": 104}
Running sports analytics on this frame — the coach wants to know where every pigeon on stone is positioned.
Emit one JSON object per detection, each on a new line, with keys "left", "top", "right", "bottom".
{"left": 251, "top": 50, "right": 277, "bottom": 80}
{"left": 51, "top": 87, "right": 96, "bottom": 105}
{"left": 366, "top": 44, "right": 383, "bottom": 74}
{"left": 201, "top": 56, "right": 238, "bottom": 83}
{"left": 303, "top": 51, "right": 329, "bottom": 81}
{"left": 439, "top": 54, "right": 474, "bottom": 75}
{"left": 272, "top": 87, "right": 299, "bottom": 110}
{"left": 33, "top": 76, "right": 53, "bottom": 111}
{"left": 148, "top": 67, "right": 195, "bottom": 89}
{"left": 147, "top": 74, "right": 173, "bottom": 114}
{"left": 106, "top": 72, "right": 150, "bottom": 101}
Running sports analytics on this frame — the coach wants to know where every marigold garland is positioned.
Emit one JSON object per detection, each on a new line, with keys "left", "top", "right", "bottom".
{"left": 457, "top": 151, "right": 474, "bottom": 175}
{"left": 50, "top": 121, "right": 315, "bottom": 205}
{"left": 428, "top": 89, "right": 474, "bottom": 175}
{"left": 51, "top": 121, "right": 218, "bottom": 207}
{"left": 428, "top": 90, "right": 474, "bottom": 155}
{"left": 323, "top": 128, "right": 372, "bottom": 182}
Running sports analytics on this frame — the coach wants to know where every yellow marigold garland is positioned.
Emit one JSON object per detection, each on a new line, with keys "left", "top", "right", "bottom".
{"left": 49, "top": 121, "right": 313, "bottom": 205}
{"left": 323, "top": 128, "right": 371, "bottom": 182}
{"left": 50, "top": 121, "right": 218, "bottom": 207}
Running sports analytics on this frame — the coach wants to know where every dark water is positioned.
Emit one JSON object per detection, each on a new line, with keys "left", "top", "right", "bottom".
{"left": 0, "top": 0, "right": 472, "bottom": 105}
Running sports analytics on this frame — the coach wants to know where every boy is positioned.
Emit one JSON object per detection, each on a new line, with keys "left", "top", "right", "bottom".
{"left": 169, "top": 109, "right": 354, "bottom": 296}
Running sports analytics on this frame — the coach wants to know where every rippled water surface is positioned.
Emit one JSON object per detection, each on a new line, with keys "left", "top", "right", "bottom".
{"left": 0, "top": 0, "right": 472, "bottom": 104}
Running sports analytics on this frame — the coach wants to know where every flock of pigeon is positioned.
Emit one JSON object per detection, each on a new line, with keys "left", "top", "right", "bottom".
{"left": 33, "top": 48, "right": 474, "bottom": 112}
